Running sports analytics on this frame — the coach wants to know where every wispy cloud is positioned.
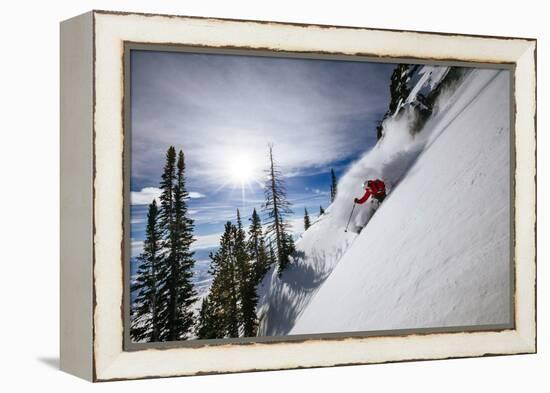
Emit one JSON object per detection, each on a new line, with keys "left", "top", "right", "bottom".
{"left": 131, "top": 187, "right": 161, "bottom": 205}
{"left": 191, "top": 232, "right": 222, "bottom": 251}
{"left": 131, "top": 187, "right": 206, "bottom": 205}
{"left": 189, "top": 191, "right": 205, "bottom": 199}
{"left": 130, "top": 51, "right": 392, "bottom": 191}
{"left": 306, "top": 187, "right": 329, "bottom": 196}
{"left": 132, "top": 233, "right": 221, "bottom": 256}
{"left": 129, "top": 51, "right": 395, "bottom": 252}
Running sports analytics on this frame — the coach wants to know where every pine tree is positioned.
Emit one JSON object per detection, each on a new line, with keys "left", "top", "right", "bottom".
{"left": 130, "top": 200, "right": 163, "bottom": 342}
{"left": 156, "top": 146, "right": 176, "bottom": 340}
{"left": 303, "top": 208, "right": 311, "bottom": 231}
{"left": 235, "top": 210, "right": 258, "bottom": 337}
{"left": 158, "top": 147, "right": 176, "bottom": 251}
{"left": 157, "top": 147, "right": 197, "bottom": 341}
{"left": 173, "top": 150, "right": 197, "bottom": 338}
{"left": 248, "top": 208, "right": 269, "bottom": 282}
{"left": 196, "top": 297, "right": 216, "bottom": 339}
{"left": 330, "top": 168, "right": 338, "bottom": 203}
{"left": 281, "top": 232, "right": 296, "bottom": 267}
{"left": 197, "top": 216, "right": 260, "bottom": 339}
{"left": 319, "top": 205, "right": 325, "bottom": 215}
{"left": 199, "top": 222, "right": 240, "bottom": 338}
{"left": 263, "top": 144, "right": 294, "bottom": 272}
{"left": 198, "top": 210, "right": 264, "bottom": 339}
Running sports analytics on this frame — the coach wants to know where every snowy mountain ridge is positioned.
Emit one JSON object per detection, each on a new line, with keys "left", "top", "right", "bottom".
{"left": 257, "top": 66, "right": 511, "bottom": 336}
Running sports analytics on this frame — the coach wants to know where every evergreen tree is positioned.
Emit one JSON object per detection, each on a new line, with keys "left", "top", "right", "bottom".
{"left": 267, "top": 241, "right": 277, "bottom": 269}
{"left": 173, "top": 150, "right": 197, "bottom": 337}
{"left": 156, "top": 146, "right": 176, "bottom": 340}
{"left": 198, "top": 222, "right": 240, "bottom": 338}
{"left": 330, "top": 169, "right": 338, "bottom": 203}
{"left": 248, "top": 208, "right": 269, "bottom": 282}
{"left": 303, "top": 208, "right": 311, "bottom": 231}
{"left": 319, "top": 205, "right": 325, "bottom": 215}
{"left": 157, "top": 147, "right": 197, "bottom": 341}
{"left": 196, "top": 297, "right": 217, "bottom": 339}
{"left": 235, "top": 210, "right": 258, "bottom": 337}
{"left": 263, "top": 145, "right": 294, "bottom": 272}
{"left": 197, "top": 215, "right": 260, "bottom": 339}
{"left": 219, "top": 223, "right": 241, "bottom": 338}
{"left": 281, "top": 232, "right": 296, "bottom": 267}
{"left": 158, "top": 147, "right": 176, "bottom": 253}
{"left": 198, "top": 210, "right": 267, "bottom": 339}
{"left": 130, "top": 200, "right": 163, "bottom": 342}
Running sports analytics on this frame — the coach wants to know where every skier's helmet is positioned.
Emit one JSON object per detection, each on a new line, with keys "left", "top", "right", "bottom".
{"left": 363, "top": 180, "right": 372, "bottom": 189}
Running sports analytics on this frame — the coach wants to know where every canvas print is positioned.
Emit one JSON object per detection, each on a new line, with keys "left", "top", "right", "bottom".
{"left": 128, "top": 49, "right": 512, "bottom": 344}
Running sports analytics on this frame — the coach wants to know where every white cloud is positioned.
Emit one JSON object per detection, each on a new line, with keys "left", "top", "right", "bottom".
{"left": 132, "top": 233, "right": 220, "bottom": 257}
{"left": 131, "top": 187, "right": 162, "bottom": 205}
{"left": 191, "top": 232, "right": 222, "bottom": 251}
{"left": 131, "top": 187, "right": 205, "bottom": 205}
{"left": 189, "top": 191, "right": 205, "bottom": 199}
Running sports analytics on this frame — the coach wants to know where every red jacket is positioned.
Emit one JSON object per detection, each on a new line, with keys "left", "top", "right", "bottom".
{"left": 355, "top": 179, "right": 386, "bottom": 204}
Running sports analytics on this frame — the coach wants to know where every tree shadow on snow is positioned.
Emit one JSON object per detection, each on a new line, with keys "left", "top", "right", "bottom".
{"left": 260, "top": 246, "right": 348, "bottom": 336}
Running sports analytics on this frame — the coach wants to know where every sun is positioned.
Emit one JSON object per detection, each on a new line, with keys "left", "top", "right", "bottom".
{"left": 227, "top": 155, "right": 255, "bottom": 185}
{"left": 216, "top": 152, "right": 264, "bottom": 203}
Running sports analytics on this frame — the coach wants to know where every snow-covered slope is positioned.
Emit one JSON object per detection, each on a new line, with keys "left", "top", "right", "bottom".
{"left": 257, "top": 68, "right": 511, "bottom": 336}
{"left": 257, "top": 212, "right": 356, "bottom": 335}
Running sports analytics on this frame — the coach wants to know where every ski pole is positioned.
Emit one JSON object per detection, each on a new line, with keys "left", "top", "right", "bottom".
{"left": 344, "top": 203, "right": 356, "bottom": 233}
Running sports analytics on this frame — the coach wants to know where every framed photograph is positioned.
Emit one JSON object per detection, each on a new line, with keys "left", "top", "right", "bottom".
{"left": 60, "top": 10, "right": 537, "bottom": 381}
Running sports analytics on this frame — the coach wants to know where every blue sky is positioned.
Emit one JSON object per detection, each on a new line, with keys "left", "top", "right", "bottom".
{"left": 130, "top": 49, "right": 395, "bottom": 283}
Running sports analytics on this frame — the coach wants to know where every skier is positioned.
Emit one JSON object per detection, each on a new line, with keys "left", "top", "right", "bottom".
{"left": 354, "top": 179, "right": 386, "bottom": 205}
{"left": 344, "top": 178, "right": 387, "bottom": 233}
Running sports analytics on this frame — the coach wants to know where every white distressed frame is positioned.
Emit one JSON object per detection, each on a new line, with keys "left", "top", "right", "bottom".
{"left": 61, "top": 10, "right": 536, "bottom": 382}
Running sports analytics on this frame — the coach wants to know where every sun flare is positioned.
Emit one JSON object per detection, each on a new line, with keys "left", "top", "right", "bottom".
{"left": 217, "top": 152, "right": 265, "bottom": 203}
{"left": 227, "top": 155, "right": 255, "bottom": 185}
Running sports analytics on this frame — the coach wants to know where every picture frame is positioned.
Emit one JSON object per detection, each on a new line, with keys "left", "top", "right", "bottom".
{"left": 60, "top": 10, "right": 536, "bottom": 382}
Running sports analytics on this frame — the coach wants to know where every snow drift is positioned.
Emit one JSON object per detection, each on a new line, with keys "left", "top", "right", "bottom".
{"left": 257, "top": 67, "right": 511, "bottom": 336}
